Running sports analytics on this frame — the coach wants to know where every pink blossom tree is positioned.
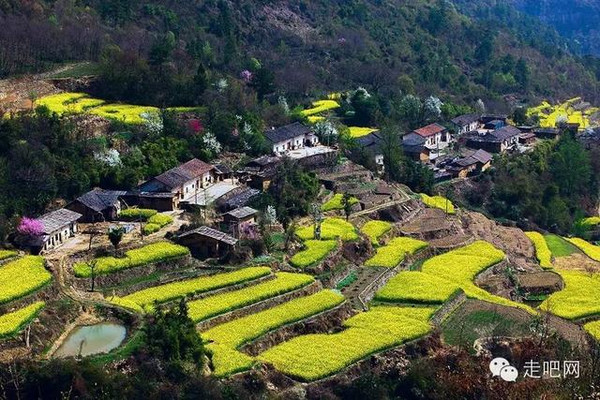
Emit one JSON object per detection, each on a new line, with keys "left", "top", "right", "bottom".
{"left": 240, "top": 70, "right": 253, "bottom": 83}
{"left": 17, "top": 217, "right": 44, "bottom": 237}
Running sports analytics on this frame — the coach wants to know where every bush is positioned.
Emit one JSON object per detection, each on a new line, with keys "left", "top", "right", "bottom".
{"left": 120, "top": 208, "right": 158, "bottom": 221}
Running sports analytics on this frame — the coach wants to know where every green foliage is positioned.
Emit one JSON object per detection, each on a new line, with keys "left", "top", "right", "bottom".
{"left": 120, "top": 209, "right": 158, "bottom": 221}
{"left": 108, "top": 226, "right": 125, "bottom": 249}
{"left": 143, "top": 214, "right": 173, "bottom": 235}
{"left": 544, "top": 234, "right": 580, "bottom": 257}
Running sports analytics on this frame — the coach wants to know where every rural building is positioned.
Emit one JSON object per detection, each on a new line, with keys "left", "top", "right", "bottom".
{"left": 480, "top": 115, "right": 508, "bottom": 125}
{"left": 223, "top": 206, "right": 259, "bottom": 237}
{"left": 66, "top": 188, "right": 126, "bottom": 222}
{"left": 451, "top": 113, "right": 481, "bottom": 135}
{"left": 355, "top": 131, "right": 385, "bottom": 168}
{"left": 214, "top": 164, "right": 234, "bottom": 182}
{"left": 218, "top": 188, "right": 261, "bottom": 212}
{"left": 177, "top": 226, "right": 238, "bottom": 259}
{"left": 446, "top": 149, "right": 492, "bottom": 178}
{"left": 122, "top": 191, "right": 180, "bottom": 212}
{"left": 519, "top": 133, "right": 537, "bottom": 145}
{"left": 139, "top": 159, "right": 216, "bottom": 201}
{"left": 534, "top": 128, "right": 560, "bottom": 140}
{"left": 239, "top": 156, "right": 282, "bottom": 191}
{"left": 264, "top": 122, "right": 319, "bottom": 155}
{"left": 38, "top": 208, "right": 82, "bottom": 251}
{"left": 483, "top": 119, "right": 505, "bottom": 130}
{"left": 466, "top": 125, "right": 521, "bottom": 153}
{"left": 402, "top": 133, "right": 431, "bottom": 162}
{"left": 410, "top": 123, "right": 450, "bottom": 150}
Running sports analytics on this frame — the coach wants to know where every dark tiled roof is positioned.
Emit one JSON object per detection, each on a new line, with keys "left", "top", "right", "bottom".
{"left": 454, "top": 149, "right": 492, "bottom": 167}
{"left": 75, "top": 188, "right": 125, "bottom": 213}
{"left": 39, "top": 208, "right": 82, "bottom": 234}
{"left": 153, "top": 159, "right": 214, "bottom": 189}
{"left": 412, "top": 123, "right": 446, "bottom": 138}
{"left": 402, "top": 132, "right": 426, "bottom": 146}
{"left": 214, "top": 164, "right": 233, "bottom": 175}
{"left": 491, "top": 125, "right": 521, "bottom": 141}
{"left": 246, "top": 156, "right": 281, "bottom": 168}
{"left": 264, "top": 122, "right": 312, "bottom": 143}
{"left": 225, "top": 206, "right": 258, "bottom": 220}
{"left": 223, "top": 188, "right": 260, "bottom": 210}
{"left": 179, "top": 226, "right": 238, "bottom": 246}
{"left": 451, "top": 113, "right": 480, "bottom": 126}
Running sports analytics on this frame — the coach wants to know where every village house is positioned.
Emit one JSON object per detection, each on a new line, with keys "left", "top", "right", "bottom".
{"left": 239, "top": 156, "right": 282, "bottom": 191}
{"left": 38, "top": 208, "right": 82, "bottom": 251}
{"left": 483, "top": 119, "right": 505, "bottom": 130}
{"left": 66, "top": 188, "right": 126, "bottom": 222}
{"left": 177, "top": 226, "right": 238, "bottom": 259}
{"left": 402, "top": 133, "right": 431, "bottom": 162}
{"left": 355, "top": 131, "right": 385, "bottom": 169}
{"left": 446, "top": 149, "right": 493, "bottom": 178}
{"left": 223, "top": 206, "right": 259, "bottom": 237}
{"left": 466, "top": 125, "right": 521, "bottom": 153}
{"left": 138, "top": 159, "right": 216, "bottom": 201}
{"left": 519, "top": 132, "right": 537, "bottom": 146}
{"left": 264, "top": 122, "right": 319, "bottom": 155}
{"left": 410, "top": 123, "right": 450, "bottom": 150}
{"left": 122, "top": 191, "right": 180, "bottom": 212}
{"left": 533, "top": 128, "right": 560, "bottom": 140}
{"left": 451, "top": 113, "right": 481, "bottom": 135}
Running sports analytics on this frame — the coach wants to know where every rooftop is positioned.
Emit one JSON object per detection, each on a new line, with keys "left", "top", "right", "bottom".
{"left": 264, "top": 122, "right": 312, "bottom": 143}
{"left": 153, "top": 159, "right": 214, "bottom": 189}
{"left": 39, "top": 208, "right": 82, "bottom": 234}
{"left": 451, "top": 113, "right": 480, "bottom": 126}
{"left": 74, "top": 188, "right": 126, "bottom": 213}
{"left": 179, "top": 226, "right": 238, "bottom": 246}
{"left": 412, "top": 123, "right": 446, "bottom": 138}
{"left": 225, "top": 206, "right": 258, "bottom": 220}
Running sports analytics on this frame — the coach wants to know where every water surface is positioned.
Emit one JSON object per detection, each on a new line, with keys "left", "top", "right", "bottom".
{"left": 54, "top": 322, "right": 126, "bottom": 358}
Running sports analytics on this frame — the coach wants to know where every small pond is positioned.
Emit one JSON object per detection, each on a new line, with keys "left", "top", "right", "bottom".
{"left": 54, "top": 322, "right": 126, "bottom": 358}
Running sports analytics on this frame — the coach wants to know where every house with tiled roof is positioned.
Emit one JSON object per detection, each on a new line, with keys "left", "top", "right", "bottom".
{"left": 410, "top": 123, "right": 450, "bottom": 150}
{"left": 264, "top": 122, "right": 318, "bottom": 155}
{"left": 451, "top": 113, "right": 481, "bottom": 135}
{"left": 38, "top": 208, "right": 82, "bottom": 251}
{"left": 66, "top": 188, "right": 126, "bottom": 222}
{"left": 138, "top": 158, "right": 216, "bottom": 201}
{"left": 466, "top": 125, "right": 521, "bottom": 153}
{"left": 446, "top": 149, "right": 493, "bottom": 178}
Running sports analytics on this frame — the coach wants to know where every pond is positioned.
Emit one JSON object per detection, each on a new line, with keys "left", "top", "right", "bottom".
{"left": 54, "top": 323, "right": 126, "bottom": 358}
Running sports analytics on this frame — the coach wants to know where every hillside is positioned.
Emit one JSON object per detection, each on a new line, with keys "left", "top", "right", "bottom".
{"left": 1, "top": 0, "right": 600, "bottom": 105}
{"left": 453, "top": 0, "right": 600, "bottom": 56}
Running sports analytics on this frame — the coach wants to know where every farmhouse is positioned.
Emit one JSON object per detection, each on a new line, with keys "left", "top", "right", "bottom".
{"left": 265, "top": 122, "right": 319, "bottom": 155}
{"left": 447, "top": 149, "right": 492, "bottom": 178}
{"left": 466, "top": 125, "right": 521, "bottom": 153}
{"left": 223, "top": 206, "right": 259, "bottom": 237}
{"left": 534, "top": 127, "right": 560, "bottom": 140}
{"left": 38, "top": 208, "right": 82, "bottom": 251}
{"left": 402, "top": 133, "right": 431, "bottom": 162}
{"left": 122, "top": 191, "right": 180, "bottom": 212}
{"left": 239, "top": 156, "right": 282, "bottom": 191}
{"left": 139, "top": 159, "right": 216, "bottom": 200}
{"left": 66, "top": 188, "right": 126, "bottom": 222}
{"left": 355, "top": 131, "right": 385, "bottom": 168}
{"left": 451, "top": 113, "right": 481, "bottom": 135}
{"left": 410, "top": 123, "right": 450, "bottom": 150}
{"left": 177, "top": 226, "right": 238, "bottom": 259}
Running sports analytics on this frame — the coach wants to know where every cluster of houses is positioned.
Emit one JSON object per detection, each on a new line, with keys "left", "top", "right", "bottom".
{"left": 22, "top": 114, "right": 569, "bottom": 254}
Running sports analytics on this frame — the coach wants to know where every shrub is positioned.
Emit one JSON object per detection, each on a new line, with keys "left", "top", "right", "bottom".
{"left": 116, "top": 266, "right": 271, "bottom": 310}
{"left": 420, "top": 193, "right": 455, "bottom": 214}
{"left": 364, "top": 237, "right": 428, "bottom": 268}
{"left": 187, "top": 272, "right": 314, "bottom": 322}
{"left": 525, "top": 232, "right": 553, "bottom": 269}
{"left": 321, "top": 194, "right": 358, "bottom": 212}
{"left": 0, "top": 256, "right": 52, "bottom": 305}
{"left": 74, "top": 241, "right": 189, "bottom": 277}
{"left": 202, "top": 290, "right": 345, "bottom": 377}
{"left": 290, "top": 240, "right": 338, "bottom": 268}
{"left": 0, "top": 302, "right": 45, "bottom": 338}
{"left": 259, "top": 306, "right": 435, "bottom": 381}
{"left": 295, "top": 218, "right": 358, "bottom": 241}
{"left": 119, "top": 208, "right": 158, "bottom": 221}
{"left": 360, "top": 220, "right": 393, "bottom": 245}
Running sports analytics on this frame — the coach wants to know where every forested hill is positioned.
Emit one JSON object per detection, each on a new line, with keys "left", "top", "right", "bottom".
{"left": 452, "top": 0, "right": 600, "bottom": 57}
{"left": 2, "top": 0, "right": 600, "bottom": 105}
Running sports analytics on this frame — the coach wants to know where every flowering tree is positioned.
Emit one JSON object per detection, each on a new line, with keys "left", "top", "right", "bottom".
{"left": 94, "top": 149, "right": 122, "bottom": 167}
{"left": 201, "top": 132, "right": 222, "bottom": 156}
{"left": 278, "top": 96, "right": 290, "bottom": 115}
{"left": 314, "top": 121, "right": 339, "bottom": 145}
{"left": 18, "top": 218, "right": 44, "bottom": 237}
{"left": 141, "top": 111, "right": 163, "bottom": 136}
{"left": 240, "top": 70, "right": 253, "bottom": 83}
{"left": 188, "top": 119, "right": 204, "bottom": 135}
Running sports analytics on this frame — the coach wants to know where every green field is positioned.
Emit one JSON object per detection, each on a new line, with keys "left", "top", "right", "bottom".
{"left": 544, "top": 234, "right": 579, "bottom": 257}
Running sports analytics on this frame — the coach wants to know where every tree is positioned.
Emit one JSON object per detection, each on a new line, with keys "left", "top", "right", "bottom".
{"left": 17, "top": 217, "right": 43, "bottom": 237}
{"left": 515, "top": 58, "right": 530, "bottom": 89}
{"left": 108, "top": 226, "right": 125, "bottom": 251}
{"left": 342, "top": 193, "right": 354, "bottom": 220}
{"left": 250, "top": 67, "right": 275, "bottom": 100}
{"left": 513, "top": 107, "right": 528, "bottom": 126}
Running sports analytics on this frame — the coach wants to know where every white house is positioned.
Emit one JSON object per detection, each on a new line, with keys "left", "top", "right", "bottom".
{"left": 39, "top": 208, "right": 82, "bottom": 251}
{"left": 264, "top": 122, "right": 318, "bottom": 155}
{"left": 451, "top": 114, "right": 481, "bottom": 135}
{"left": 411, "top": 123, "right": 450, "bottom": 150}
